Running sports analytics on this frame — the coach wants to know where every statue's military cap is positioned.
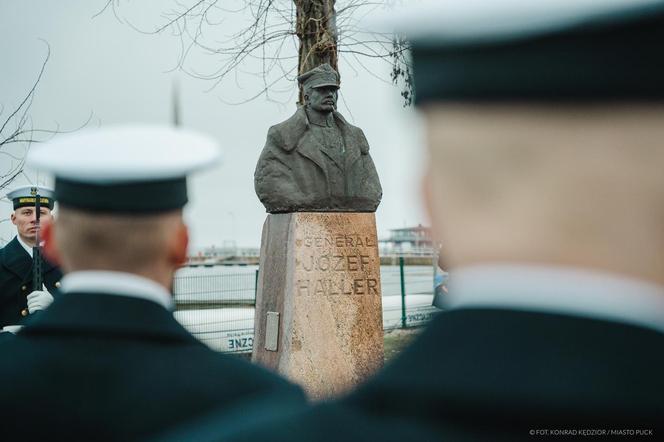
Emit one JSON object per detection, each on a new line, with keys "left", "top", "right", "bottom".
{"left": 297, "top": 64, "right": 340, "bottom": 89}
{"left": 6, "top": 185, "right": 55, "bottom": 210}
{"left": 26, "top": 125, "right": 221, "bottom": 213}
{"left": 371, "top": 0, "right": 664, "bottom": 105}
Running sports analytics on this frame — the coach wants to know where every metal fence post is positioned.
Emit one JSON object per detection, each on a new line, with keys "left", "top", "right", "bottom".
{"left": 433, "top": 250, "right": 438, "bottom": 293}
{"left": 254, "top": 268, "right": 259, "bottom": 303}
{"left": 399, "top": 256, "right": 407, "bottom": 328}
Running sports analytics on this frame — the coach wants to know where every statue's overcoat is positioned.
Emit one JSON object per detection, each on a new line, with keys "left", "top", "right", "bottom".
{"left": 254, "top": 107, "right": 382, "bottom": 213}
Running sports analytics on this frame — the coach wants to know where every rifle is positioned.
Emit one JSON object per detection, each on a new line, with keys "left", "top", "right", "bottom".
{"left": 32, "top": 194, "right": 43, "bottom": 291}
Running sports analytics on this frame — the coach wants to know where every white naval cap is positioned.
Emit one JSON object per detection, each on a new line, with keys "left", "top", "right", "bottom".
{"left": 370, "top": 0, "right": 662, "bottom": 44}
{"left": 368, "top": 0, "right": 664, "bottom": 105}
{"left": 26, "top": 125, "right": 221, "bottom": 213}
{"left": 6, "top": 185, "right": 55, "bottom": 210}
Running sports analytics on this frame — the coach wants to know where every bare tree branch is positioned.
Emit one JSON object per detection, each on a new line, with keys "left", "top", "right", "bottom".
{"left": 101, "top": 0, "right": 412, "bottom": 105}
{"left": 1, "top": 41, "right": 95, "bottom": 196}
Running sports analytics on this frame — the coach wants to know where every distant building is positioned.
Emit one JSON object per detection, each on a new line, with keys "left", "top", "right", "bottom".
{"left": 186, "top": 244, "right": 260, "bottom": 266}
{"left": 379, "top": 224, "right": 436, "bottom": 254}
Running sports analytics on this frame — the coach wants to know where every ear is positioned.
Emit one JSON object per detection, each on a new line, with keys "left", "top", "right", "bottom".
{"left": 422, "top": 171, "right": 447, "bottom": 270}
{"left": 421, "top": 168, "right": 438, "bottom": 237}
{"left": 170, "top": 222, "right": 189, "bottom": 267}
{"left": 41, "top": 220, "right": 63, "bottom": 266}
{"left": 10, "top": 212, "right": 17, "bottom": 226}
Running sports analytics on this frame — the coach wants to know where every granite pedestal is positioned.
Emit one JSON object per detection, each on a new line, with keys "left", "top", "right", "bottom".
{"left": 252, "top": 212, "right": 384, "bottom": 400}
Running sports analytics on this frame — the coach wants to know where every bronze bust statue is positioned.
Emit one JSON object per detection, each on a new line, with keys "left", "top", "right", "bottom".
{"left": 254, "top": 64, "right": 382, "bottom": 213}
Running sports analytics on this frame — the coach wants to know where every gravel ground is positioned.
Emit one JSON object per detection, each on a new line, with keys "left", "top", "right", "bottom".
{"left": 383, "top": 327, "right": 423, "bottom": 362}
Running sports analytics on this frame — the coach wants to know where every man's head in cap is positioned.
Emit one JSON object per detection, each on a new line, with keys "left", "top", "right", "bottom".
{"left": 6, "top": 185, "right": 55, "bottom": 247}
{"left": 298, "top": 64, "right": 340, "bottom": 113}
{"left": 26, "top": 126, "right": 220, "bottom": 290}
{"left": 385, "top": 0, "right": 664, "bottom": 284}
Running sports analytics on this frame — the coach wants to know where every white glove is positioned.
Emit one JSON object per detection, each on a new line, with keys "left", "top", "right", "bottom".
{"left": 27, "top": 287, "right": 54, "bottom": 314}
{"left": 1, "top": 325, "right": 23, "bottom": 334}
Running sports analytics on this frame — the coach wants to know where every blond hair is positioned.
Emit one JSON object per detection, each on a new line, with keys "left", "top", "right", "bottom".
{"left": 54, "top": 208, "right": 183, "bottom": 273}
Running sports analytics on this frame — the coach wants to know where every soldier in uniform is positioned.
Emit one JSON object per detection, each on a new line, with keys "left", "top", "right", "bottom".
{"left": 254, "top": 64, "right": 382, "bottom": 213}
{"left": 156, "top": 0, "right": 664, "bottom": 440}
{"left": 0, "top": 126, "right": 304, "bottom": 441}
{"left": 0, "top": 185, "right": 62, "bottom": 331}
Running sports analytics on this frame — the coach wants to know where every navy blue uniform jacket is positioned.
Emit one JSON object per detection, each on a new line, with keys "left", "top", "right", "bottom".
{"left": 0, "top": 236, "right": 63, "bottom": 327}
{"left": 156, "top": 309, "right": 664, "bottom": 441}
{"left": 0, "top": 292, "right": 305, "bottom": 441}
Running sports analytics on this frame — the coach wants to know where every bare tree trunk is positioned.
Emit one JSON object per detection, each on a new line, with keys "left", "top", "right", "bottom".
{"left": 296, "top": 0, "right": 338, "bottom": 104}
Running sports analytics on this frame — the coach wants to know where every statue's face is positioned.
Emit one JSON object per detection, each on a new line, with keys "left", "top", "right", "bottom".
{"left": 307, "top": 86, "right": 338, "bottom": 113}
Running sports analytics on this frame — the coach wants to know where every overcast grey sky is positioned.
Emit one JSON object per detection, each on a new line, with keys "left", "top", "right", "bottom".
{"left": 0, "top": 1, "right": 427, "bottom": 249}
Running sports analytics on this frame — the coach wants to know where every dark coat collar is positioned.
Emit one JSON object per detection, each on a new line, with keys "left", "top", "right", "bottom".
{"left": 1, "top": 236, "right": 32, "bottom": 280}
{"left": 269, "top": 107, "right": 368, "bottom": 177}
{"left": 22, "top": 292, "right": 199, "bottom": 344}
{"left": 0, "top": 236, "right": 57, "bottom": 280}
{"left": 274, "top": 107, "right": 370, "bottom": 156}
{"left": 353, "top": 308, "right": 664, "bottom": 424}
